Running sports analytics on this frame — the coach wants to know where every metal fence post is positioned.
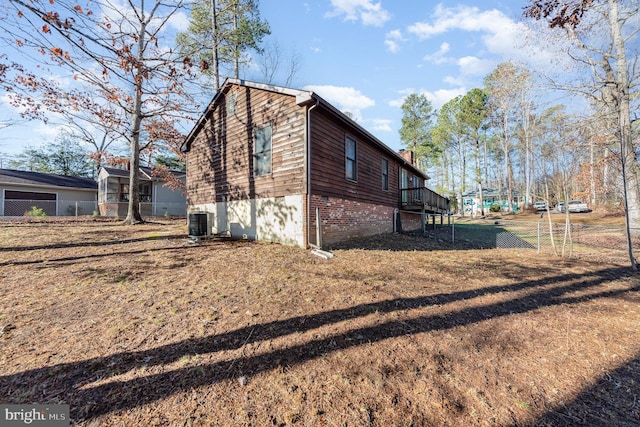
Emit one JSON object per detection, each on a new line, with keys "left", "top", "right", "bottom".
{"left": 537, "top": 222, "right": 541, "bottom": 254}
{"left": 452, "top": 215, "right": 455, "bottom": 243}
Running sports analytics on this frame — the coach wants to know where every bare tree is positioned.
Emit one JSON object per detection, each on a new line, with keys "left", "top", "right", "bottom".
{"left": 524, "top": 0, "right": 639, "bottom": 269}
{"left": 256, "top": 39, "right": 302, "bottom": 87}
{"left": 2, "top": 0, "right": 196, "bottom": 224}
{"left": 485, "top": 62, "right": 533, "bottom": 213}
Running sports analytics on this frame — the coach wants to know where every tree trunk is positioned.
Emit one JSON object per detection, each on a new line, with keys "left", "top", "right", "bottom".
{"left": 457, "top": 141, "right": 464, "bottom": 216}
{"left": 506, "top": 151, "right": 514, "bottom": 213}
{"left": 589, "top": 130, "right": 596, "bottom": 206}
{"left": 501, "top": 114, "right": 514, "bottom": 213}
{"left": 233, "top": 0, "right": 239, "bottom": 79}
{"left": 210, "top": 0, "right": 220, "bottom": 91}
{"left": 476, "top": 138, "right": 484, "bottom": 216}
{"left": 609, "top": 0, "right": 638, "bottom": 269}
{"left": 124, "top": 17, "right": 147, "bottom": 225}
{"left": 544, "top": 179, "right": 557, "bottom": 256}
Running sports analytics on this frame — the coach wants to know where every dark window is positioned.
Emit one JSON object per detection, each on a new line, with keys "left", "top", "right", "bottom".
{"left": 5, "top": 190, "right": 56, "bottom": 200}
{"left": 412, "top": 176, "right": 421, "bottom": 200}
{"left": 105, "top": 179, "right": 118, "bottom": 202}
{"left": 120, "top": 184, "right": 129, "bottom": 202}
{"left": 139, "top": 183, "right": 151, "bottom": 203}
{"left": 345, "top": 136, "right": 357, "bottom": 181}
{"left": 119, "top": 183, "right": 151, "bottom": 202}
{"left": 382, "top": 158, "right": 389, "bottom": 191}
{"left": 400, "top": 168, "right": 408, "bottom": 203}
{"left": 254, "top": 123, "right": 272, "bottom": 176}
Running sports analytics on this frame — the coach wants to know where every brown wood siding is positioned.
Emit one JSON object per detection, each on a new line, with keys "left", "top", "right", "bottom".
{"left": 309, "top": 108, "right": 420, "bottom": 207}
{"left": 187, "top": 84, "right": 306, "bottom": 206}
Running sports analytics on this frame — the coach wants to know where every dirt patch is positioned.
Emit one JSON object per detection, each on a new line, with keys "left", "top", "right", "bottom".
{"left": 1, "top": 218, "right": 639, "bottom": 426}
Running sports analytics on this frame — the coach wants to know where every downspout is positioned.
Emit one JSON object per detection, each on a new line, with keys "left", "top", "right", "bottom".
{"left": 306, "top": 100, "right": 319, "bottom": 248}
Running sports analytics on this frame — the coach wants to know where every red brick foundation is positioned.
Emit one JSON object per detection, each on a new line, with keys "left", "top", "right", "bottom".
{"left": 309, "top": 195, "right": 395, "bottom": 246}
{"left": 398, "top": 211, "right": 422, "bottom": 232}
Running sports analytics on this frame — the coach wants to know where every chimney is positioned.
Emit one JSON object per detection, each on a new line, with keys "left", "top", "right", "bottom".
{"left": 398, "top": 149, "right": 414, "bottom": 166}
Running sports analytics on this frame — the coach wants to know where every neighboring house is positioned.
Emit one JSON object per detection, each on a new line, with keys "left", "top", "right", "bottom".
{"left": 182, "top": 79, "right": 449, "bottom": 247}
{"left": 462, "top": 188, "right": 521, "bottom": 214}
{"left": 0, "top": 168, "right": 97, "bottom": 216}
{"left": 97, "top": 166, "right": 186, "bottom": 217}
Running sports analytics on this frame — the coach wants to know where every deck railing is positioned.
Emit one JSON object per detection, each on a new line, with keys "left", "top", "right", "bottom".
{"left": 400, "top": 188, "right": 450, "bottom": 213}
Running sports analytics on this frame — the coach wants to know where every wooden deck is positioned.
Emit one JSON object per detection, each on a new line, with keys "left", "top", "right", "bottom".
{"left": 400, "top": 188, "right": 450, "bottom": 214}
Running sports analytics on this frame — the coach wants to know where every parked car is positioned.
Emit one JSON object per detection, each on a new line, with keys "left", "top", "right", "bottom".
{"left": 533, "top": 201, "right": 547, "bottom": 211}
{"left": 556, "top": 202, "right": 565, "bottom": 212}
{"left": 567, "top": 200, "right": 590, "bottom": 213}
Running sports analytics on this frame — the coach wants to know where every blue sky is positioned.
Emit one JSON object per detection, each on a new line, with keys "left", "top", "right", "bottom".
{"left": 253, "top": 0, "right": 550, "bottom": 152}
{"left": 1, "top": 0, "right": 558, "bottom": 161}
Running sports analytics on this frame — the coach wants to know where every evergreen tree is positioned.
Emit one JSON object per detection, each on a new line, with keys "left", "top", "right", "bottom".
{"left": 9, "top": 135, "right": 94, "bottom": 177}
{"left": 399, "top": 93, "right": 436, "bottom": 173}
{"left": 176, "top": 0, "right": 270, "bottom": 91}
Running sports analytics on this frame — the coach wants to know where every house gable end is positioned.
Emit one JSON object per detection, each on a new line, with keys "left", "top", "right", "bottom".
{"left": 182, "top": 79, "right": 313, "bottom": 154}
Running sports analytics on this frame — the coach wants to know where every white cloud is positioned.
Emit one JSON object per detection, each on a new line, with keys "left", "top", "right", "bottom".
{"left": 388, "top": 96, "right": 405, "bottom": 108}
{"left": 423, "top": 42, "right": 452, "bottom": 64}
{"left": 369, "top": 118, "right": 392, "bottom": 132}
{"left": 408, "top": 5, "right": 511, "bottom": 40}
{"left": 304, "top": 84, "right": 375, "bottom": 120}
{"left": 384, "top": 39, "right": 399, "bottom": 53}
{"left": 422, "top": 87, "right": 467, "bottom": 109}
{"left": 325, "top": 0, "right": 391, "bottom": 27}
{"left": 1, "top": 94, "right": 17, "bottom": 111}
{"left": 388, "top": 87, "right": 466, "bottom": 110}
{"left": 387, "top": 88, "right": 415, "bottom": 108}
{"left": 33, "top": 122, "right": 66, "bottom": 138}
{"left": 443, "top": 75, "right": 464, "bottom": 86}
{"left": 384, "top": 29, "right": 405, "bottom": 53}
{"left": 457, "top": 56, "right": 496, "bottom": 76}
{"left": 407, "top": 5, "right": 545, "bottom": 65}
{"left": 167, "top": 11, "right": 189, "bottom": 32}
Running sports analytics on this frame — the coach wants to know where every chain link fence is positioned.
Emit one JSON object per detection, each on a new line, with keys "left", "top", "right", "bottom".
{"left": 396, "top": 211, "right": 638, "bottom": 264}
{"left": 452, "top": 218, "right": 638, "bottom": 264}
{"left": 148, "top": 202, "right": 187, "bottom": 216}
{"left": 2, "top": 199, "right": 99, "bottom": 217}
{"left": 2, "top": 199, "right": 186, "bottom": 217}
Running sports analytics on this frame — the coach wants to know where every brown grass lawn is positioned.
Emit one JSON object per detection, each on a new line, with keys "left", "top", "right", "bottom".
{"left": 1, "top": 218, "right": 639, "bottom": 426}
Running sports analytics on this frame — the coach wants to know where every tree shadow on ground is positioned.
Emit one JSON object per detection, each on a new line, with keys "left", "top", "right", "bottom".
{"left": 0, "top": 234, "right": 187, "bottom": 253}
{"left": 327, "top": 224, "right": 533, "bottom": 251}
{"left": 0, "top": 236, "right": 192, "bottom": 267}
{"left": 529, "top": 355, "right": 640, "bottom": 426}
{"left": 1, "top": 266, "right": 638, "bottom": 424}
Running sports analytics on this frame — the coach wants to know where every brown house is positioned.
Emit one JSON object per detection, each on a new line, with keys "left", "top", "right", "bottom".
{"left": 181, "top": 79, "right": 449, "bottom": 247}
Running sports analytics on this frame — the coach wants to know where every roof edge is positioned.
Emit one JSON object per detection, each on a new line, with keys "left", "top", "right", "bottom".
{"left": 181, "top": 78, "right": 313, "bottom": 153}
{"left": 310, "top": 94, "right": 428, "bottom": 181}
{"left": 180, "top": 79, "right": 427, "bottom": 181}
